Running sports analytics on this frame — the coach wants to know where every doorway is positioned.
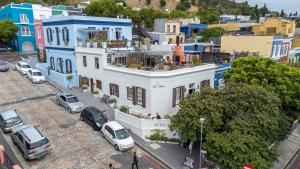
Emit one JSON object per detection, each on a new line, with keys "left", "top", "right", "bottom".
{"left": 90, "top": 78, "right": 94, "bottom": 93}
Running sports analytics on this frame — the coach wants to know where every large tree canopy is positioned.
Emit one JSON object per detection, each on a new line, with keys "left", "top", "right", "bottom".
{"left": 200, "top": 27, "right": 225, "bottom": 42}
{"left": 0, "top": 20, "right": 18, "bottom": 47}
{"left": 224, "top": 56, "right": 300, "bottom": 119}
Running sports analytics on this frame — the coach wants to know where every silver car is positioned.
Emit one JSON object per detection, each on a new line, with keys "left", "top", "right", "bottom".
{"left": 0, "top": 110, "right": 23, "bottom": 132}
{"left": 0, "top": 60, "right": 9, "bottom": 71}
{"left": 56, "top": 93, "right": 84, "bottom": 113}
{"left": 11, "top": 124, "right": 50, "bottom": 160}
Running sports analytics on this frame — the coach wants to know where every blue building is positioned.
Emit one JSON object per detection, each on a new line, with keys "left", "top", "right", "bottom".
{"left": 37, "top": 15, "right": 132, "bottom": 88}
{"left": 214, "top": 63, "right": 231, "bottom": 89}
{"left": 180, "top": 24, "right": 208, "bottom": 38}
{"left": 0, "top": 3, "right": 36, "bottom": 53}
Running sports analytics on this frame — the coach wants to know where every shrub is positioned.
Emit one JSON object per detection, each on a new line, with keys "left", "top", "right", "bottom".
{"left": 120, "top": 106, "right": 129, "bottom": 113}
{"left": 108, "top": 97, "right": 117, "bottom": 103}
{"left": 93, "top": 90, "right": 99, "bottom": 94}
{"left": 82, "top": 85, "right": 88, "bottom": 90}
{"left": 146, "top": 0, "right": 151, "bottom": 5}
{"left": 147, "top": 129, "right": 178, "bottom": 142}
{"left": 160, "top": 0, "right": 166, "bottom": 7}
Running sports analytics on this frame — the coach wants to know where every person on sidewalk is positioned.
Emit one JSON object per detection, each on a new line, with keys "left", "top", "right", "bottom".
{"left": 132, "top": 152, "right": 138, "bottom": 169}
{"left": 109, "top": 163, "right": 114, "bottom": 169}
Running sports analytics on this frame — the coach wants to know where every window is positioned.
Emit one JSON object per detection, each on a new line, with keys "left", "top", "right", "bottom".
{"left": 62, "top": 27, "right": 69, "bottom": 45}
{"left": 83, "top": 56, "right": 87, "bottom": 67}
{"left": 55, "top": 27, "right": 60, "bottom": 45}
{"left": 172, "top": 86, "right": 184, "bottom": 107}
{"left": 95, "top": 57, "right": 99, "bottom": 69}
{"left": 107, "top": 54, "right": 112, "bottom": 63}
{"left": 110, "top": 83, "right": 119, "bottom": 97}
{"left": 218, "top": 79, "right": 225, "bottom": 89}
{"left": 188, "top": 83, "right": 195, "bottom": 94}
{"left": 81, "top": 77, "right": 89, "bottom": 86}
{"left": 21, "top": 26, "right": 30, "bottom": 36}
{"left": 173, "top": 25, "right": 176, "bottom": 33}
{"left": 167, "top": 25, "right": 170, "bottom": 33}
{"left": 65, "top": 59, "right": 72, "bottom": 73}
{"left": 88, "top": 27, "right": 96, "bottom": 39}
{"left": 272, "top": 45, "right": 277, "bottom": 57}
{"left": 102, "top": 27, "right": 109, "bottom": 31}
{"left": 20, "top": 14, "right": 28, "bottom": 23}
{"left": 200, "top": 80, "right": 210, "bottom": 89}
{"left": 96, "top": 80, "right": 102, "bottom": 90}
{"left": 115, "top": 28, "right": 121, "bottom": 40}
{"left": 132, "top": 86, "right": 146, "bottom": 108}
{"left": 116, "top": 57, "right": 126, "bottom": 65}
{"left": 37, "top": 27, "right": 41, "bottom": 39}
{"left": 127, "top": 87, "right": 132, "bottom": 100}
{"left": 47, "top": 28, "right": 53, "bottom": 42}
{"left": 50, "top": 57, "right": 55, "bottom": 70}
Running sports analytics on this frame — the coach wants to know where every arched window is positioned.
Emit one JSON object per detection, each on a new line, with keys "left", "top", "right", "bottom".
{"left": 50, "top": 57, "right": 55, "bottom": 70}
{"left": 66, "top": 59, "right": 72, "bottom": 73}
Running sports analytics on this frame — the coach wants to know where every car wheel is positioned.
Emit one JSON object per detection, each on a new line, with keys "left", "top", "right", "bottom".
{"left": 101, "top": 131, "right": 105, "bottom": 138}
{"left": 93, "top": 124, "right": 98, "bottom": 130}
{"left": 114, "top": 144, "right": 119, "bottom": 151}
{"left": 56, "top": 99, "right": 60, "bottom": 105}
{"left": 80, "top": 115, "right": 84, "bottom": 121}
{"left": 68, "top": 108, "right": 72, "bottom": 113}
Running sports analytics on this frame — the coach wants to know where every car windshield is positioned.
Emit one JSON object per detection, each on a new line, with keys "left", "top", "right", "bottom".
{"left": 115, "top": 129, "right": 130, "bottom": 139}
{"left": 5, "top": 117, "right": 21, "bottom": 125}
{"left": 32, "top": 72, "right": 42, "bottom": 76}
{"left": 67, "top": 97, "right": 79, "bottom": 103}
{"left": 21, "top": 65, "right": 31, "bottom": 68}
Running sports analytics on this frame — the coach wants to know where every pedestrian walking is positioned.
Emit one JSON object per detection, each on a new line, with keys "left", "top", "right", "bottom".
{"left": 132, "top": 151, "right": 138, "bottom": 169}
{"left": 108, "top": 163, "right": 114, "bottom": 169}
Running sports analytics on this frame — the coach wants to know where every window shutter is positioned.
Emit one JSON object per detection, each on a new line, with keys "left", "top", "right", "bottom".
{"left": 172, "top": 88, "right": 176, "bottom": 107}
{"left": 66, "top": 29, "right": 69, "bottom": 42}
{"left": 109, "top": 83, "right": 112, "bottom": 95}
{"left": 100, "top": 80, "right": 102, "bottom": 90}
{"left": 116, "top": 85, "right": 119, "bottom": 97}
{"left": 79, "top": 75, "right": 82, "bottom": 87}
{"left": 49, "top": 29, "right": 53, "bottom": 42}
{"left": 86, "top": 77, "right": 89, "bottom": 86}
{"left": 132, "top": 86, "right": 137, "bottom": 105}
{"left": 180, "top": 86, "right": 185, "bottom": 99}
{"left": 62, "top": 29, "right": 65, "bottom": 41}
{"left": 142, "top": 88, "right": 146, "bottom": 108}
{"left": 47, "top": 29, "right": 49, "bottom": 42}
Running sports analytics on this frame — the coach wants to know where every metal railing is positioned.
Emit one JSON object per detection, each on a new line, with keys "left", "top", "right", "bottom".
{"left": 77, "top": 40, "right": 132, "bottom": 49}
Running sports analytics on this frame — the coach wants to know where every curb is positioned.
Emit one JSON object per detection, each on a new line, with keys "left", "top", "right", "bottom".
{"left": 45, "top": 78, "right": 64, "bottom": 92}
{"left": 134, "top": 140, "right": 175, "bottom": 169}
{"left": 282, "top": 144, "right": 300, "bottom": 169}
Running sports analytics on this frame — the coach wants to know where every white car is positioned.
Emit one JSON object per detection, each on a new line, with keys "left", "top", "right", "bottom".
{"left": 27, "top": 69, "right": 45, "bottom": 83}
{"left": 15, "top": 62, "right": 31, "bottom": 75}
{"left": 101, "top": 121, "right": 134, "bottom": 151}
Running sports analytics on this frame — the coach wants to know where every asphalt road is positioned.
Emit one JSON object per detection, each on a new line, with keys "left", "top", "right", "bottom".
{"left": 285, "top": 151, "right": 300, "bottom": 169}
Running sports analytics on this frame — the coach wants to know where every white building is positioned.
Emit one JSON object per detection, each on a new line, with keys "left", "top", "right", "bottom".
{"left": 76, "top": 47, "right": 216, "bottom": 117}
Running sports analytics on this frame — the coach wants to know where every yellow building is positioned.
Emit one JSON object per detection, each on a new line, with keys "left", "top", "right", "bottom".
{"left": 221, "top": 35, "right": 274, "bottom": 57}
{"left": 292, "top": 37, "right": 300, "bottom": 48}
{"left": 252, "top": 18, "right": 296, "bottom": 37}
{"left": 208, "top": 23, "right": 240, "bottom": 32}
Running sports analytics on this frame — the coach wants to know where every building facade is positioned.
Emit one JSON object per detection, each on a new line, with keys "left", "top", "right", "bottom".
{"left": 180, "top": 24, "right": 208, "bottom": 38}
{"left": 76, "top": 47, "right": 216, "bottom": 116}
{"left": 36, "top": 15, "right": 132, "bottom": 88}
{"left": 0, "top": 3, "right": 36, "bottom": 53}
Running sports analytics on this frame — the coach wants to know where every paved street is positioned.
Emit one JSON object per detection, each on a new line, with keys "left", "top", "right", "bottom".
{"left": 0, "top": 55, "right": 167, "bottom": 169}
{"left": 286, "top": 151, "right": 300, "bottom": 169}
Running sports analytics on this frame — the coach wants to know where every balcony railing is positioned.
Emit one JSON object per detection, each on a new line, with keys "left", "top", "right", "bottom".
{"left": 20, "top": 18, "right": 29, "bottom": 24}
{"left": 77, "top": 40, "right": 132, "bottom": 49}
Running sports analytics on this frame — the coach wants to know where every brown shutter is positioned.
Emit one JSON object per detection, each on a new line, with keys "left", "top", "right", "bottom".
{"left": 109, "top": 83, "right": 112, "bottom": 95}
{"left": 172, "top": 88, "right": 176, "bottom": 107}
{"left": 142, "top": 88, "right": 146, "bottom": 108}
{"left": 116, "top": 84, "right": 119, "bottom": 97}
{"left": 86, "top": 77, "right": 89, "bottom": 86}
{"left": 180, "top": 86, "right": 185, "bottom": 99}
{"left": 79, "top": 75, "right": 82, "bottom": 87}
{"left": 100, "top": 80, "right": 102, "bottom": 90}
{"left": 132, "top": 86, "right": 137, "bottom": 105}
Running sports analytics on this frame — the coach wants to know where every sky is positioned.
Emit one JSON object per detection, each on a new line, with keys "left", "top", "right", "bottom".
{"left": 235, "top": 0, "right": 300, "bottom": 14}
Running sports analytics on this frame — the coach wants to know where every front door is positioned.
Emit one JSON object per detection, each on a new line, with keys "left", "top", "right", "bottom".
{"left": 90, "top": 78, "right": 94, "bottom": 93}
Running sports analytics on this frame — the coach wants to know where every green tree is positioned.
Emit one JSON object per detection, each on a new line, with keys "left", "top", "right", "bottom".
{"left": 160, "top": 0, "right": 166, "bottom": 8}
{"left": 224, "top": 56, "right": 300, "bottom": 119}
{"left": 200, "top": 27, "right": 225, "bottom": 42}
{"left": 280, "top": 9, "right": 285, "bottom": 17}
{"left": 0, "top": 20, "right": 18, "bottom": 50}
{"left": 176, "top": 0, "right": 190, "bottom": 11}
{"left": 169, "top": 9, "right": 189, "bottom": 19}
{"left": 146, "top": 0, "right": 151, "bottom": 5}
{"left": 85, "top": 0, "right": 124, "bottom": 18}
{"left": 260, "top": 3, "right": 269, "bottom": 17}
{"left": 197, "top": 7, "right": 219, "bottom": 24}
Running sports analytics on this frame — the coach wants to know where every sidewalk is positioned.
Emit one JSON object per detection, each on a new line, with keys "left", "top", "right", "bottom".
{"left": 271, "top": 125, "right": 300, "bottom": 169}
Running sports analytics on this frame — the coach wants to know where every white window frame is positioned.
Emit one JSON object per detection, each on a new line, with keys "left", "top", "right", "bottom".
{"left": 20, "top": 14, "right": 28, "bottom": 23}
{"left": 136, "top": 87, "right": 143, "bottom": 106}
{"left": 21, "top": 26, "right": 30, "bottom": 36}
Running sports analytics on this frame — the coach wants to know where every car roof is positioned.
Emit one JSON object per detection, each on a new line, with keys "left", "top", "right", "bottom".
{"left": 17, "top": 61, "right": 29, "bottom": 65}
{"left": 106, "top": 121, "right": 124, "bottom": 131}
{"left": 85, "top": 106, "right": 102, "bottom": 113}
{"left": 60, "top": 93, "right": 76, "bottom": 97}
{"left": 20, "top": 125, "right": 45, "bottom": 143}
{"left": 0, "top": 110, "right": 18, "bottom": 120}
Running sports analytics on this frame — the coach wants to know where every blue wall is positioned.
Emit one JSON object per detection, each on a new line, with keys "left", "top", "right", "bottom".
{"left": 183, "top": 44, "right": 204, "bottom": 52}
{"left": 180, "top": 24, "right": 208, "bottom": 37}
{"left": 214, "top": 63, "right": 231, "bottom": 89}
{"left": 0, "top": 3, "right": 36, "bottom": 53}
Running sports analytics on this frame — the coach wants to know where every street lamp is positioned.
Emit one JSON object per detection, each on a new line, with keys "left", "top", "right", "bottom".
{"left": 199, "top": 118, "right": 205, "bottom": 169}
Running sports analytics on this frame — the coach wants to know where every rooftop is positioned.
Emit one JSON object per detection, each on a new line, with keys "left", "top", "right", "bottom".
{"left": 43, "top": 15, "right": 132, "bottom": 24}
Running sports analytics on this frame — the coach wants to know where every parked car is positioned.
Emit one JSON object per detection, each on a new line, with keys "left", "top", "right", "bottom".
{"left": 11, "top": 124, "right": 50, "bottom": 160}
{"left": 56, "top": 93, "right": 84, "bottom": 113}
{"left": 0, "top": 110, "right": 23, "bottom": 133}
{"left": 80, "top": 107, "right": 108, "bottom": 131}
{"left": 0, "top": 60, "right": 9, "bottom": 72}
{"left": 26, "top": 69, "right": 45, "bottom": 83}
{"left": 101, "top": 121, "right": 134, "bottom": 151}
{"left": 15, "top": 62, "right": 31, "bottom": 75}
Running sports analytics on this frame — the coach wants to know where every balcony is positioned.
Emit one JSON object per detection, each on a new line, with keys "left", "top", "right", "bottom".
{"left": 77, "top": 40, "right": 132, "bottom": 49}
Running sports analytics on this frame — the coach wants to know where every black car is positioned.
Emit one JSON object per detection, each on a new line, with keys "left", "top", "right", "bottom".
{"left": 80, "top": 107, "right": 108, "bottom": 130}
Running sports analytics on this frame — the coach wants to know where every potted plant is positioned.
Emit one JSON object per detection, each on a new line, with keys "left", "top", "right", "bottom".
{"left": 66, "top": 74, "right": 73, "bottom": 89}
{"left": 82, "top": 85, "right": 88, "bottom": 93}
{"left": 92, "top": 37, "right": 98, "bottom": 48}
{"left": 85, "top": 37, "right": 91, "bottom": 48}
{"left": 92, "top": 90, "right": 99, "bottom": 97}
{"left": 119, "top": 106, "right": 129, "bottom": 113}
{"left": 108, "top": 96, "right": 117, "bottom": 108}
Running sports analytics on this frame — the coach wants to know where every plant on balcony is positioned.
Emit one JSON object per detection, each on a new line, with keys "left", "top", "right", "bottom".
{"left": 108, "top": 96, "right": 117, "bottom": 108}
{"left": 92, "top": 90, "right": 99, "bottom": 97}
{"left": 119, "top": 106, "right": 129, "bottom": 113}
{"left": 82, "top": 85, "right": 88, "bottom": 92}
{"left": 192, "top": 56, "right": 202, "bottom": 66}
{"left": 66, "top": 74, "right": 73, "bottom": 89}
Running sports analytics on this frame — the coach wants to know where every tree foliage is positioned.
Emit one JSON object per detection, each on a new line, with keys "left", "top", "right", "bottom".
{"left": 197, "top": 7, "right": 219, "bottom": 24}
{"left": 200, "top": 27, "right": 225, "bottom": 42}
{"left": 170, "top": 83, "right": 291, "bottom": 169}
{"left": 85, "top": 0, "right": 123, "bottom": 18}
{"left": 224, "top": 56, "right": 300, "bottom": 119}
{"left": 0, "top": 20, "right": 18, "bottom": 47}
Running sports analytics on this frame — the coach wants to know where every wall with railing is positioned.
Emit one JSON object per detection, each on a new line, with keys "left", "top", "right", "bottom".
{"left": 114, "top": 110, "right": 177, "bottom": 140}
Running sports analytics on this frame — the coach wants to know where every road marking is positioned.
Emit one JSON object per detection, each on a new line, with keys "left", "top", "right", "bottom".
{"left": 143, "top": 154, "right": 161, "bottom": 169}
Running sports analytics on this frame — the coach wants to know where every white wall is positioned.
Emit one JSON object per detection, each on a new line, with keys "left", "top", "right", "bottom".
{"left": 76, "top": 47, "right": 216, "bottom": 116}
{"left": 32, "top": 5, "right": 52, "bottom": 20}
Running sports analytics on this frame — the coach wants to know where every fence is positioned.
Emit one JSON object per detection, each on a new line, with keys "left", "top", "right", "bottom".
{"left": 114, "top": 110, "right": 177, "bottom": 140}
